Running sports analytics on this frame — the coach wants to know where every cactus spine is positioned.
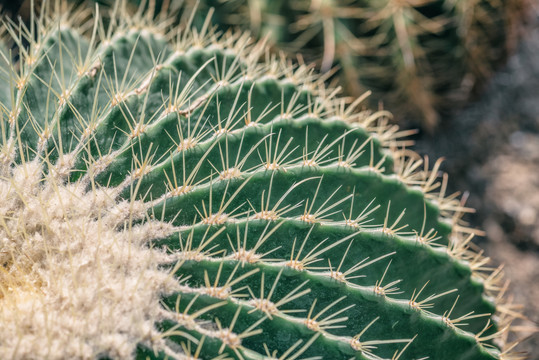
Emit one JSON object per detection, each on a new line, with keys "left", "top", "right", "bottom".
{"left": 0, "top": 2, "right": 519, "bottom": 359}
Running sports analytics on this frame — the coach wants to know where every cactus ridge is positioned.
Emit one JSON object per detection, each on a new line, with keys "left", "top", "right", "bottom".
{"left": 0, "top": 2, "right": 520, "bottom": 360}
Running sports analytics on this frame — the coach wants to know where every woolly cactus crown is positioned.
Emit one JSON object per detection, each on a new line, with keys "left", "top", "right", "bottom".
{"left": 0, "top": 1, "right": 520, "bottom": 359}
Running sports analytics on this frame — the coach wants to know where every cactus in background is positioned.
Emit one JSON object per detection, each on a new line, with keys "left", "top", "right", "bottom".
{"left": 0, "top": 1, "right": 521, "bottom": 359}
{"left": 174, "top": 0, "right": 525, "bottom": 129}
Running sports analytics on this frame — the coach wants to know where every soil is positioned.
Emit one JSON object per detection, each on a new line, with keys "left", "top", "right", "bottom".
{"left": 412, "top": 11, "right": 539, "bottom": 358}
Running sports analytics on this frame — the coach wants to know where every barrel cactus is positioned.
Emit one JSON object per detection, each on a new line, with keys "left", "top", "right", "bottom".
{"left": 172, "top": 0, "right": 525, "bottom": 129}
{"left": 0, "top": 1, "right": 521, "bottom": 359}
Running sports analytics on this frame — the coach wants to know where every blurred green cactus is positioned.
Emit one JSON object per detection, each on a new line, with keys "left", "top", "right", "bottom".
{"left": 172, "top": 0, "right": 525, "bottom": 129}
{"left": 0, "top": 1, "right": 521, "bottom": 359}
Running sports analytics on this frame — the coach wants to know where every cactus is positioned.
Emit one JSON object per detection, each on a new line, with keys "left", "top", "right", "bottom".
{"left": 0, "top": 1, "right": 521, "bottom": 359}
{"left": 171, "top": 0, "right": 525, "bottom": 129}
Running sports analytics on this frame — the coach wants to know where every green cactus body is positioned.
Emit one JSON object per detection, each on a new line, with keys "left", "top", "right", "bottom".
{"left": 181, "top": 0, "right": 524, "bottom": 129}
{"left": 0, "top": 2, "right": 517, "bottom": 359}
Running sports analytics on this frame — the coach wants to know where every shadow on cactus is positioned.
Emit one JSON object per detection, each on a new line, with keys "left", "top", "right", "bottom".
{"left": 0, "top": 1, "right": 524, "bottom": 359}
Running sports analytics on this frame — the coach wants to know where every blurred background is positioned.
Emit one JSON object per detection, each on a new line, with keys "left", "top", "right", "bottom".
{"left": 414, "top": 10, "right": 539, "bottom": 356}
